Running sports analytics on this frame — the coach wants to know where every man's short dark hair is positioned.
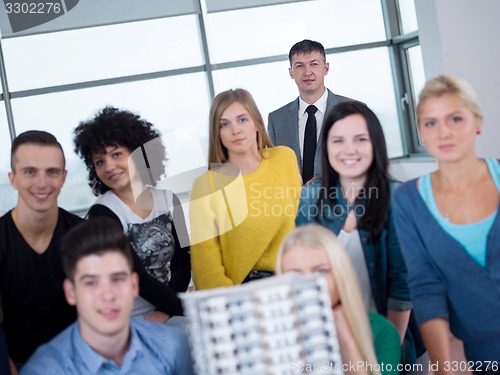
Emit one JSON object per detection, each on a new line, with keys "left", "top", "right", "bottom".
{"left": 60, "top": 217, "right": 133, "bottom": 281}
{"left": 288, "top": 39, "right": 326, "bottom": 65}
{"left": 11, "top": 130, "right": 66, "bottom": 172}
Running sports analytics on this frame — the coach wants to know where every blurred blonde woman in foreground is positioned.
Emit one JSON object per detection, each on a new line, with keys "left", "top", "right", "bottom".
{"left": 277, "top": 224, "right": 401, "bottom": 375}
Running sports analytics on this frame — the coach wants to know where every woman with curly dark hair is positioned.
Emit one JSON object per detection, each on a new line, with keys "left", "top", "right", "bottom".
{"left": 73, "top": 106, "right": 190, "bottom": 322}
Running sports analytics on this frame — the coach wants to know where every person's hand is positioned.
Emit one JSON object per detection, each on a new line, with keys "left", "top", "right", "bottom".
{"left": 144, "top": 311, "right": 170, "bottom": 324}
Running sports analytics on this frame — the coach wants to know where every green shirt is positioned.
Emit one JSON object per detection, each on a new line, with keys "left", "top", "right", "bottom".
{"left": 369, "top": 311, "right": 401, "bottom": 374}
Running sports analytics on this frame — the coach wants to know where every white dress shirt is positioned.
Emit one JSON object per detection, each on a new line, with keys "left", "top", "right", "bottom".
{"left": 297, "top": 88, "right": 328, "bottom": 160}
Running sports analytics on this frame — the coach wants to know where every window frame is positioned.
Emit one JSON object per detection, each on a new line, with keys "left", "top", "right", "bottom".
{"left": 381, "top": 0, "right": 424, "bottom": 157}
{"left": 0, "top": 0, "right": 425, "bottom": 213}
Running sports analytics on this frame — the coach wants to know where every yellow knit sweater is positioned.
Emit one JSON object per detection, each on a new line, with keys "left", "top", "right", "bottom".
{"left": 190, "top": 146, "right": 301, "bottom": 290}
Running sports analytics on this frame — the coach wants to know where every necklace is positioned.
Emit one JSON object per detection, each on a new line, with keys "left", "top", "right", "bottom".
{"left": 443, "top": 161, "right": 484, "bottom": 222}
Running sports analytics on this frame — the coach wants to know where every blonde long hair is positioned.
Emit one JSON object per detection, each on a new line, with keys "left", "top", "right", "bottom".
{"left": 276, "top": 224, "right": 382, "bottom": 375}
{"left": 208, "top": 88, "right": 273, "bottom": 164}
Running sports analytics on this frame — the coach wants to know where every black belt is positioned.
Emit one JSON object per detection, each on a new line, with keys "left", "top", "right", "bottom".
{"left": 242, "top": 270, "right": 274, "bottom": 283}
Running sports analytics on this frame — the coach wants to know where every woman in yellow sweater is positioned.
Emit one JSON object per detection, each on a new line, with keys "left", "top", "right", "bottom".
{"left": 190, "top": 89, "right": 302, "bottom": 290}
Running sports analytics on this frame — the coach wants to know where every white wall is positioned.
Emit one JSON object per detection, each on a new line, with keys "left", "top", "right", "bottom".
{"left": 415, "top": 0, "right": 500, "bottom": 159}
{"left": 390, "top": 159, "right": 437, "bottom": 182}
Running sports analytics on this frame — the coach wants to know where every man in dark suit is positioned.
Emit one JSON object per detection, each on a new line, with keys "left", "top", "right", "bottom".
{"left": 268, "top": 39, "right": 351, "bottom": 182}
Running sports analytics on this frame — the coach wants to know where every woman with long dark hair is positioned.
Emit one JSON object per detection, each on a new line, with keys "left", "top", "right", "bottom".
{"left": 296, "top": 100, "right": 422, "bottom": 364}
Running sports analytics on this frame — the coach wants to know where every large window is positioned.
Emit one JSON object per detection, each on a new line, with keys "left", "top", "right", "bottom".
{"left": 206, "top": 0, "right": 386, "bottom": 63}
{"left": 2, "top": 15, "right": 203, "bottom": 92}
{"left": 0, "top": 0, "right": 423, "bottom": 213}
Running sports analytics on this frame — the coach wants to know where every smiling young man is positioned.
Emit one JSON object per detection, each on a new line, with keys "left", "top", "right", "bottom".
{"left": 267, "top": 39, "right": 353, "bottom": 183}
{"left": 0, "top": 131, "right": 81, "bottom": 368}
{"left": 22, "top": 218, "right": 194, "bottom": 375}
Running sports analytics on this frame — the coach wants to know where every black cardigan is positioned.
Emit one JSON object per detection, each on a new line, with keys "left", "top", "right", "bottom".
{"left": 86, "top": 194, "right": 190, "bottom": 317}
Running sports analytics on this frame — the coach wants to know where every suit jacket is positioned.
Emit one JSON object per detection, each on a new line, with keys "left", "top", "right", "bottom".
{"left": 267, "top": 89, "right": 351, "bottom": 177}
